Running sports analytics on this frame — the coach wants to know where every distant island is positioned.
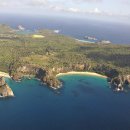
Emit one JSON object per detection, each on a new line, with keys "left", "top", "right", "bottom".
{"left": 0, "top": 24, "right": 130, "bottom": 98}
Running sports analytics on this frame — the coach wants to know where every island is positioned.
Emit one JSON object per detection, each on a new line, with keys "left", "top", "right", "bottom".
{"left": 0, "top": 24, "right": 130, "bottom": 97}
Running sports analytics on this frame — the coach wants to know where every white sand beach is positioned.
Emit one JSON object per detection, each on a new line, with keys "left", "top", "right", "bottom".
{"left": 56, "top": 71, "right": 107, "bottom": 79}
{"left": 0, "top": 71, "right": 10, "bottom": 78}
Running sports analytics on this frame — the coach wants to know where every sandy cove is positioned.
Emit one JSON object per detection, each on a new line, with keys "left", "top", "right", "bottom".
{"left": 0, "top": 71, "right": 107, "bottom": 79}
{"left": 56, "top": 71, "right": 107, "bottom": 79}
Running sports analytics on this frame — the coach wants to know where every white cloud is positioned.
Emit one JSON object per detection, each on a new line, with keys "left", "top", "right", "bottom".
{"left": 93, "top": 8, "right": 101, "bottom": 13}
{"left": 49, "top": 5, "right": 63, "bottom": 11}
{"left": 0, "top": 0, "right": 129, "bottom": 20}
{"left": 70, "top": 0, "right": 102, "bottom": 3}
{"left": 0, "top": 0, "right": 24, "bottom": 8}
{"left": 0, "top": 2, "right": 7, "bottom": 7}
{"left": 27, "top": 0, "right": 48, "bottom": 7}
{"left": 49, "top": 5, "right": 130, "bottom": 19}
{"left": 121, "top": 0, "right": 130, "bottom": 5}
{"left": 68, "top": 8, "right": 80, "bottom": 13}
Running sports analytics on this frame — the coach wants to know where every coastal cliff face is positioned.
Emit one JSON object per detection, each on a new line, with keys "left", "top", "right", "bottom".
{"left": 0, "top": 77, "right": 14, "bottom": 98}
{"left": 9, "top": 63, "right": 130, "bottom": 91}
{"left": 9, "top": 63, "right": 91, "bottom": 89}
{"left": 9, "top": 64, "right": 62, "bottom": 89}
{"left": 92, "top": 64, "right": 130, "bottom": 91}
{"left": 9, "top": 64, "right": 39, "bottom": 80}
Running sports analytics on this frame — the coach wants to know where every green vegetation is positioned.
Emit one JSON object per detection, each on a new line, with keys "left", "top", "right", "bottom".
{"left": 0, "top": 24, "right": 130, "bottom": 91}
{"left": 0, "top": 24, "right": 130, "bottom": 75}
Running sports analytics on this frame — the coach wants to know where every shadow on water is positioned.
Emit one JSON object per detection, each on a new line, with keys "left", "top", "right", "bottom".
{"left": 77, "top": 83, "right": 95, "bottom": 94}
{"left": 71, "top": 90, "right": 80, "bottom": 97}
{"left": 71, "top": 83, "right": 96, "bottom": 97}
{"left": 0, "top": 96, "right": 14, "bottom": 101}
{"left": 78, "top": 79, "right": 90, "bottom": 85}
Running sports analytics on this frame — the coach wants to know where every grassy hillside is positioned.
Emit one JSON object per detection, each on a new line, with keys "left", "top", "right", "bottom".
{"left": 0, "top": 25, "right": 130, "bottom": 75}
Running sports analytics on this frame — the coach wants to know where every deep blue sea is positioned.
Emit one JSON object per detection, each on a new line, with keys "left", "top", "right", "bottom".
{"left": 0, "top": 75, "right": 130, "bottom": 130}
{"left": 0, "top": 14, "right": 130, "bottom": 44}
{"left": 0, "top": 14, "right": 130, "bottom": 130}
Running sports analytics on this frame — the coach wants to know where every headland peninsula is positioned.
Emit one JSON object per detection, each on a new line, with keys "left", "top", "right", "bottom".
{"left": 0, "top": 24, "right": 130, "bottom": 97}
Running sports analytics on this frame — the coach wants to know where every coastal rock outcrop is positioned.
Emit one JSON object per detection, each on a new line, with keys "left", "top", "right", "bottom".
{"left": 9, "top": 64, "right": 62, "bottom": 90}
{"left": 42, "top": 75, "right": 62, "bottom": 89}
{"left": 92, "top": 64, "right": 130, "bottom": 91}
{"left": 9, "top": 62, "right": 130, "bottom": 92}
{"left": 110, "top": 75, "right": 130, "bottom": 91}
{"left": 0, "top": 77, "right": 14, "bottom": 97}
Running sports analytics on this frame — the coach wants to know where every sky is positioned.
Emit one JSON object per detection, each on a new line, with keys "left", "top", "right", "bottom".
{"left": 0, "top": 0, "right": 130, "bottom": 24}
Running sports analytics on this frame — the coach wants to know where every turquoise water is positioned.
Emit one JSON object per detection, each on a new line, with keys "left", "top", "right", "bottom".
{"left": 16, "top": 30, "right": 33, "bottom": 35}
{"left": 0, "top": 75, "right": 130, "bottom": 130}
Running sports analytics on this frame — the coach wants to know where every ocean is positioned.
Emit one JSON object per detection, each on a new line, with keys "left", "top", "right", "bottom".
{"left": 0, "top": 75, "right": 130, "bottom": 130}
{"left": 1, "top": 14, "right": 130, "bottom": 130}
{"left": 0, "top": 14, "right": 130, "bottom": 44}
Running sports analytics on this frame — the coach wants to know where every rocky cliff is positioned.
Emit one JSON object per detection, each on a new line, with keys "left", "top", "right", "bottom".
{"left": 92, "top": 64, "right": 130, "bottom": 91}
{"left": 0, "top": 77, "right": 14, "bottom": 98}
{"left": 9, "top": 63, "right": 130, "bottom": 92}
{"left": 9, "top": 64, "right": 62, "bottom": 89}
{"left": 110, "top": 75, "right": 130, "bottom": 91}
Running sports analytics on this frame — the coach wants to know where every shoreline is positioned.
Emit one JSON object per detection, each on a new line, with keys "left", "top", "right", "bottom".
{"left": 0, "top": 71, "right": 107, "bottom": 79}
{"left": 56, "top": 71, "right": 107, "bottom": 79}
{"left": 0, "top": 71, "right": 10, "bottom": 78}
{"left": 75, "top": 39, "right": 95, "bottom": 43}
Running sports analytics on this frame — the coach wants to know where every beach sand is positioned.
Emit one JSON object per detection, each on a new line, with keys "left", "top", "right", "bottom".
{"left": 56, "top": 71, "right": 107, "bottom": 79}
{"left": 0, "top": 71, "right": 10, "bottom": 78}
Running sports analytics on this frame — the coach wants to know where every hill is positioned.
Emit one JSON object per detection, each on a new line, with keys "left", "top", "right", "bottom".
{"left": 0, "top": 24, "right": 130, "bottom": 92}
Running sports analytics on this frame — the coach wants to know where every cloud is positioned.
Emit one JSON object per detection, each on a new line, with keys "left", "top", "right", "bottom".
{"left": 0, "top": 0, "right": 129, "bottom": 20}
{"left": 27, "top": 0, "right": 48, "bottom": 7}
{"left": 121, "top": 0, "right": 130, "bottom": 5}
{"left": 69, "top": 0, "right": 103, "bottom": 3}
{"left": 0, "top": 0, "right": 24, "bottom": 8}
{"left": 49, "top": 5, "right": 63, "bottom": 11}
{"left": 67, "top": 8, "right": 80, "bottom": 13}
{"left": 59, "top": 6, "right": 130, "bottom": 19}
{"left": 86, "top": 0, "right": 102, "bottom": 1}
{"left": 0, "top": 0, "right": 49, "bottom": 9}
{"left": 90, "top": 8, "right": 101, "bottom": 14}
{"left": 0, "top": 2, "right": 7, "bottom": 7}
{"left": 0, "top": 0, "right": 10, "bottom": 7}
{"left": 58, "top": 7, "right": 102, "bottom": 15}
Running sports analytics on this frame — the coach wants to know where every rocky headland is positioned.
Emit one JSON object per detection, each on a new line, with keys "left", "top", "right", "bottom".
{"left": 8, "top": 63, "right": 130, "bottom": 92}
{"left": 0, "top": 77, "right": 14, "bottom": 98}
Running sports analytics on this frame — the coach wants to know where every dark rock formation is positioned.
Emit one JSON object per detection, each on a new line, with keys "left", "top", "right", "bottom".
{"left": 110, "top": 75, "right": 130, "bottom": 91}
{"left": 42, "top": 75, "right": 62, "bottom": 89}
{"left": 35, "top": 68, "right": 46, "bottom": 79}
